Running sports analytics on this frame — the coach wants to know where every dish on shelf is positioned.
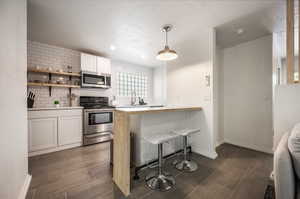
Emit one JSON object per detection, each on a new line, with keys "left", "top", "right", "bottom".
{"left": 49, "top": 80, "right": 56, "bottom": 84}
{"left": 57, "top": 77, "right": 66, "bottom": 84}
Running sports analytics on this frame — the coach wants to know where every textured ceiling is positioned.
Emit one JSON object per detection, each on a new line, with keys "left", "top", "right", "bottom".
{"left": 28, "top": 0, "right": 284, "bottom": 67}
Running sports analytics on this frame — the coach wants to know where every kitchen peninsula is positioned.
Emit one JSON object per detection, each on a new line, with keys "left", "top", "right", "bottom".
{"left": 113, "top": 106, "right": 202, "bottom": 196}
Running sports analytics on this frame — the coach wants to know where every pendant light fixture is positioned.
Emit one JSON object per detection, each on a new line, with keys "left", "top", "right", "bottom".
{"left": 156, "top": 25, "right": 178, "bottom": 61}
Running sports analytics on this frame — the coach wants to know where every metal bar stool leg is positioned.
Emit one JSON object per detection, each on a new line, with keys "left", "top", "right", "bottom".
{"left": 175, "top": 135, "right": 198, "bottom": 172}
{"left": 158, "top": 143, "right": 163, "bottom": 175}
{"left": 183, "top": 136, "right": 188, "bottom": 161}
{"left": 146, "top": 143, "right": 175, "bottom": 191}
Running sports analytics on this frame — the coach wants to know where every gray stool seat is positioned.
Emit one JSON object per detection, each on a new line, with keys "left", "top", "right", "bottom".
{"left": 172, "top": 128, "right": 200, "bottom": 136}
{"left": 144, "top": 132, "right": 179, "bottom": 145}
{"left": 172, "top": 128, "right": 200, "bottom": 172}
{"left": 144, "top": 132, "right": 179, "bottom": 192}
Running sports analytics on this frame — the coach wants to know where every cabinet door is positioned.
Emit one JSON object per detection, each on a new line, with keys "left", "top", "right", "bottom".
{"left": 103, "top": 58, "right": 111, "bottom": 75}
{"left": 96, "top": 57, "right": 111, "bottom": 75}
{"left": 81, "top": 53, "right": 97, "bottom": 73}
{"left": 28, "top": 117, "right": 58, "bottom": 152}
{"left": 58, "top": 116, "right": 82, "bottom": 146}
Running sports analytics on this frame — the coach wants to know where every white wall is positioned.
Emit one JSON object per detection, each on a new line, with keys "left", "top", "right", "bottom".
{"left": 27, "top": 41, "right": 155, "bottom": 107}
{"left": 219, "top": 35, "right": 273, "bottom": 153}
{"left": 153, "top": 65, "right": 167, "bottom": 105}
{"left": 273, "top": 84, "right": 300, "bottom": 149}
{"left": 215, "top": 46, "right": 223, "bottom": 146}
{"left": 166, "top": 28, "right": 217, "bottom": 159}
{"left": 0, "top": 0, "right": 29, "bottom": 199}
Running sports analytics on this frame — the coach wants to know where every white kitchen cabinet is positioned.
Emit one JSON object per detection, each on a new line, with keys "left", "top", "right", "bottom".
{"left": 28, "top": 108, "right": 83, "bottom": 157}
{"left": 58, "top": 116, "right": 82, "bottom": 146}
{"left": 96, "top": 56, "right": 111, "bottom": 75}
{"left": 28, "top": 117, "right": 58, "bottom": 152}
{"left": 81, "top": 53, "right": 97, "bottom": 73}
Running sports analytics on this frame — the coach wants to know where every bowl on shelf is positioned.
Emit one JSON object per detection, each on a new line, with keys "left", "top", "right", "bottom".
{"left": 49, "top": 80, "right": 57, "bottom": 84}
{"left": 57, "top": 81, "right": 66, "bottom": 84}
{"left": 57, "top": 77, "right": 66, "bottom": 84}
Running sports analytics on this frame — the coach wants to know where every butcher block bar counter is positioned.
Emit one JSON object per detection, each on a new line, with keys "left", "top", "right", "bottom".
{"left": 112, "top": 106, "right": 202, "bottom": 196}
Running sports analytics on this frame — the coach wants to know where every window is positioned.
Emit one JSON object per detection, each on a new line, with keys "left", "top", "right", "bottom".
{"left": 117, "top": 72, "right": 148, "bottom": 97}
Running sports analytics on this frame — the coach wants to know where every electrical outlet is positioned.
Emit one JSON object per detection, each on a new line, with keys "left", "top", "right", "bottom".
{"left": 205, "top": 75, "right": 210, "bottom": 87}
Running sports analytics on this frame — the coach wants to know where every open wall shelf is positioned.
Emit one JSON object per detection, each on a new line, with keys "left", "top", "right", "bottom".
{"left": 27, "top": 68, "right": 81, "bottom": 97}
{"left": 28, "top": 68, "right": 80, "bottom": 77}
{"left": 27, "top": 82, "right": 80, "bottom": 88}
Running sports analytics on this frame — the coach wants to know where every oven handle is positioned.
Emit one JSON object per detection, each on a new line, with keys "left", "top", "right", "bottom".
{"left": 85, "top": 132, "right": 112, "bottom": 138}
{"left": 84, "top": 109, "right": 114, "bottom": 113}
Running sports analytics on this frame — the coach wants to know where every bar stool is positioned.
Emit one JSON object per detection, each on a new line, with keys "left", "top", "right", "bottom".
{"left": 144, "top": 132, "right": 179, "bottom": 191}
{"left": 172, "top": 128, "right": 200, "bottom": 172}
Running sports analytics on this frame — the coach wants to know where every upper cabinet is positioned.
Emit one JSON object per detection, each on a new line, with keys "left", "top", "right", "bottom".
{"left": 81, "top": 53, "right": 111, "bottom": 75}
{"left": 81, "top": 53, "right": 97, "bottom": 73}
{"left": 97, "top": 56, "right": 111, "bottom": 75}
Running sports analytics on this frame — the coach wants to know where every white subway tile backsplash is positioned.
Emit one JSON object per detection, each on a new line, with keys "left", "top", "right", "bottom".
{"left": 27, "top": 41, "right": 81, "bottom": 108}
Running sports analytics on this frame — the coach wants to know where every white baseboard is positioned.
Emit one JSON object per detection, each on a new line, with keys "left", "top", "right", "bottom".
{"left": 224, "top": 139, "right": 273, "bottom": 154}
{"left": 29, "top": 142, "right": 82, "bottom": 157}
{"left": 18, "top": 174, "right": 32, "bottom": 199}
{"left": 193, "top": 149, "right": 218, "bottom": 159}
{"left": 215, "top": 140, "right": 225, "bottom": 148}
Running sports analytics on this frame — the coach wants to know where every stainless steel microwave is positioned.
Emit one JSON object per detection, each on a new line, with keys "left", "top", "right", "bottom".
{"left": 81, "top": 72, "right": 111, "bottom": 89}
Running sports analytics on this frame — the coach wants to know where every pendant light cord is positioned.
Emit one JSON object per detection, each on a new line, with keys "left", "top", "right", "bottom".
{"left": 165, "top": 30, "right": 168, "bottom": 46}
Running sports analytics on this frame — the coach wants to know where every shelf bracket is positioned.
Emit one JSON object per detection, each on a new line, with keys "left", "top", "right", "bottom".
{"left": 69, "top": 88, "right": 72, "bottom": 106}
{"left": 48, "top": 74, "right": 52, "bottom": 96}
{"left": 69, "top": 76, "right": 72, "bottom": 106}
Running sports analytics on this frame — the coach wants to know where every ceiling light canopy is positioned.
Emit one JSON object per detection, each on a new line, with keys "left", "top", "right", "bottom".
{"left": 110, "top": 45, "right": 116, "bottom": 51}
{"left": 156, "top": 25, "right": 178, "bottom": 61}
{"left": 237, "top": 28, "right": 244, "bottom": 35}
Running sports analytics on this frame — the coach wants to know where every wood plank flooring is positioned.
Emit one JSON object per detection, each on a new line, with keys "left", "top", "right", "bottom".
{"left": 26, "top": 143, "right": 273, "bottom": 199}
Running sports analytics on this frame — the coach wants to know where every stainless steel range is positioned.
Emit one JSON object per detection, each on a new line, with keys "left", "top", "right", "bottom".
{"left": 80, "top": 96, "right": 114, "bottom": 146}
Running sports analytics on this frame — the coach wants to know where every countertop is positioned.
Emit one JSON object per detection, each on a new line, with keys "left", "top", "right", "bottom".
{"left": 28, "top": 106, "right": 84, "bottom": 111}
{"left": 114, "top": 106, "right": 202, "bottom": 114}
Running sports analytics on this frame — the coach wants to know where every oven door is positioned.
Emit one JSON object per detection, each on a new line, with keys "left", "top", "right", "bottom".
{"left": 81, "top": 72, "right": 110, "bottom": 88}
{"left": 84, "top": 110, "right": 113, "bottom": 135}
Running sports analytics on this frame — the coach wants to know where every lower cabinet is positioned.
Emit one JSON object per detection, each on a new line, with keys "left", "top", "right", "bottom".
{"left": 28, "top": 117, "right": 58, "bottom": 152}
{"left": 58, "top": 116, "right": 82, "bottom": 146}
{"left": 28, "top": 109, "right": 83, "bottom": 156}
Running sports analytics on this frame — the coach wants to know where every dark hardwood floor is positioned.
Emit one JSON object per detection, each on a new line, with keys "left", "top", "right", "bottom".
{"left": 26, "top": 143, "right": 273, "bottom": 199}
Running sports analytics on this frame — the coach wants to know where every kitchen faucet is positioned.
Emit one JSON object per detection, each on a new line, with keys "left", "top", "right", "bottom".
{"left": 131, "top": 90, "right": 137, "bottom": 105}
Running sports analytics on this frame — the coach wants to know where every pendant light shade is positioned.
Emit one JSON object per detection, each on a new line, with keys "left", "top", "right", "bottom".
{"left": 156, "top": 25, "right": 178, "bottom": 61}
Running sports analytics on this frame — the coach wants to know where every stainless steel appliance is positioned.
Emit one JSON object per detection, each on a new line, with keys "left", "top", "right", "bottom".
{"left": 81, "top": 72, "right": 111, "bottom": 89}
{"left": 80, "top": 96, "right": 114, "bottom": 146}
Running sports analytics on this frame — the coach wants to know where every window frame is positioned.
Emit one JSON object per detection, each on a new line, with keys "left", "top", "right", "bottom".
{"left": 117, "top": 72, "right": 148, "bottom": 98}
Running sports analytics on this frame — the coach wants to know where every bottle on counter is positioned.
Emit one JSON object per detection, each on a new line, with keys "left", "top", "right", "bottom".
{"left": 111, "top": 96, "right": 118, "bottom": 107}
